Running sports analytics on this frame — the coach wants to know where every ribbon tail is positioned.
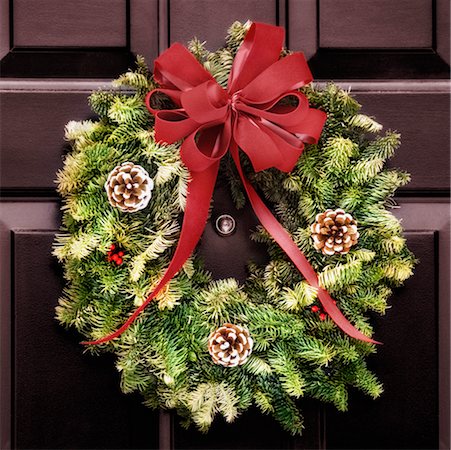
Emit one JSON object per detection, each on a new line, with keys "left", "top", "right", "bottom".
{"left": 317, "top": 287, "right": 380, "bottom": 343}
{"left": 82, "top": 163, "right": 219, "bottom": 345}
{"left": 229, "top": 142, "right": 379, "bottom": 345}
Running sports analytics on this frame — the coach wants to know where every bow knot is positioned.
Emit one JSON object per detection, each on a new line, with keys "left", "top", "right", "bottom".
{"left": 229, "top": 91, "right": 241, "bottom": 112}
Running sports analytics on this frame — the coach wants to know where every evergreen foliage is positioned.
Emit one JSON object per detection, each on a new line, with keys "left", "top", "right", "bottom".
{"left": 54, "top": 21, "right": 415, "bottom": 435}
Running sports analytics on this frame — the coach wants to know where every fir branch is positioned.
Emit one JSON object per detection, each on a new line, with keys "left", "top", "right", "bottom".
{"left": 54, "top": 40, "right": 414, "bottom": 436}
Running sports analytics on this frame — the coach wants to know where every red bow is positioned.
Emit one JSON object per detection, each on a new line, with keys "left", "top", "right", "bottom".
{"left": 83, "top": 22, "right": 378, "bottom": 345}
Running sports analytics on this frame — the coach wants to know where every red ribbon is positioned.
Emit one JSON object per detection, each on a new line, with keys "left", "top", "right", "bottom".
{"left": 83, "top": 22, "right": 378, "bottom": 346}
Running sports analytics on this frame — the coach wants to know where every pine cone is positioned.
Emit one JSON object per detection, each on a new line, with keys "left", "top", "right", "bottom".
{"left": 105, "top": 162, "right": 154, "bottom": 212}
{"left": 311, "top": 208, "right": 359, "bottom": 256}
{"left": 208, "top": 323, "right": 253, "bottom": 367}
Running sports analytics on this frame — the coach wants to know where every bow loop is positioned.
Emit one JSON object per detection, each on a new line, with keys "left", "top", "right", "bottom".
{"left": 236, "top": 91, "right": 311, "bottom": 128}
{"left": 227, "top": 23, "right": 284, "bottom": 94}
{"left": 154, "top": 42, "right": 213, "bottom": 90}
{"left": 180, "top": 120, "right": 232, "bottom": 172}
{"left": 233, "top": 115, "right": 287, "bottom": 172}
{"left": 239, "top": 53, "right": 313, "bottom": 103}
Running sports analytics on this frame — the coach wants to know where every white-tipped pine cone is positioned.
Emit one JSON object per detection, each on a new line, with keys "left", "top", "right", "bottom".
{"left": 311, "top": 208, "right": 359, "bottom": 256}
{"left": 208, "top": 323, "right": 253, "bottom": 367}
{"left": 105, "top": 162, "right": 154, "bottom": 212}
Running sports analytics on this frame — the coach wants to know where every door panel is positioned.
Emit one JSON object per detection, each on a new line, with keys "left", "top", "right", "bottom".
{"left": 0, "top": 88, "right": 95, "bottom": 192}
{"left": 1, "top": 1, "right": 449, "bottom": 449}
{"left": 354, "top": 87, "right": 450, "bottom": 193}
{"left": 326, "top": 231, "right": 439, "bottom": 449}
{"left": 326, "top": 201, "right": 450, "bottom": 449}
{"left": 13, "top": 0, "right": 128, "bottom": 47}
{"left": 289, "top": 0, "right": 450, "bottom": 79}
{"left": 319, "top": 0, "right": 433, "bottom": 49}
{"left": 0, "top": 0, "right": 158, "bottom": 77}
{"left": 1, "top": 83, "right": 449, "bottom": 194}
{"left": 12, "top": 230, "right": 158, "bottom": 450}
{"left": 0, "top": 202, "right": 61, "bottom": 450}
{"left": 0, "top": 205, "right": 159, "bottom": 449}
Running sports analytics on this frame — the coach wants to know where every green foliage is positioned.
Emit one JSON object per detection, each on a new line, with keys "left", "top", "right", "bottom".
{"left": 54, "top": 21, "right": 414, "bottom": 436}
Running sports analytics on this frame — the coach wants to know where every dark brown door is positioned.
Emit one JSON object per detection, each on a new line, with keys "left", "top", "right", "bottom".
{"left": 1, "top": 1, "right": 449, "bottom": 449}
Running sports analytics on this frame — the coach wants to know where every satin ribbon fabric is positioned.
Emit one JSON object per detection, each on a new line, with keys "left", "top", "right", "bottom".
{"left": 83, "top": 22, "right": 378, "bottom": 345}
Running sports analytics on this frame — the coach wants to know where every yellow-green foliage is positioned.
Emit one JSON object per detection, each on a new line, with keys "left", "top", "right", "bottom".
{"left": 54, "top": 21, "right": 415, "bottom": 436}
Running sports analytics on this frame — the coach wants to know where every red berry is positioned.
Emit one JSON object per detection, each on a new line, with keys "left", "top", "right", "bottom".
{"left": 116, "top": 258, "right": 123, "bottom": 265}
{"left": 319, "top": 313, "right": 327, "bottom": 321}
{"left": 311, "top": 306, "right": 320, "bottom": 313}
{"left": 111, "top": 254, "right": 118, "bottom": 261}
{"left": 118, "top": 251, "right": 124, "bottom": 257}
{"left": 110, "top": 244, "right": 116, "bottom": 250}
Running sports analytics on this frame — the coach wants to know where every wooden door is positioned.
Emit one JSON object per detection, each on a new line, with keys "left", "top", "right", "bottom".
{"left": 1, "top": 1, "right": 449, "bottom": 449}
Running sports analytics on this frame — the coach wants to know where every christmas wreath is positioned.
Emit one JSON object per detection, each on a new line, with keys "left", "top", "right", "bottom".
{"left": 54, "top": 21, "right": 415, "bottom": 435}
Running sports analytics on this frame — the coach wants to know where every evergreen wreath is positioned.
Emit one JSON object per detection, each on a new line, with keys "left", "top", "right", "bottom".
{"left": 54, "top": 21, "right": 415, "bottom": 435}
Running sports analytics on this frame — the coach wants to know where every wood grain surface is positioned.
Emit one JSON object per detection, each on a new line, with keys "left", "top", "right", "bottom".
{"left": 0, "top": 0, "right": 449, "bottom": 448}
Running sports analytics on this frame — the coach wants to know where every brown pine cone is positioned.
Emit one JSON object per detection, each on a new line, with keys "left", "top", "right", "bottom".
{"left": 105, "top": 162, "right": 154, "bottom": 212}
{"left": 310, "top": 208, "right": 359, "bottom": 256}
{"left": 208, "top": 323, "right": 253, "bottom": 367}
